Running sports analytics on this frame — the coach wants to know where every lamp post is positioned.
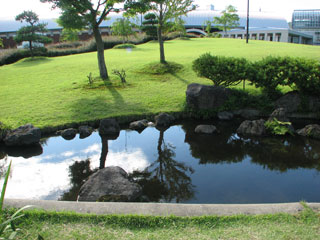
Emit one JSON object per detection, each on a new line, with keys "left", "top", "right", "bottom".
{"left": 246, "top": 0, "right": 249, "bottom": 43}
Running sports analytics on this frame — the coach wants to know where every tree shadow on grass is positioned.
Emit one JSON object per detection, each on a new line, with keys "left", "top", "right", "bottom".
{"left": 169, "top": 72, "right": 189, "bottom": 84}
{"left": 14, "top": 57, "right": 52, "bottom": 68}
{"left": 69, "top": 94, "right": 147, "bottom": 123}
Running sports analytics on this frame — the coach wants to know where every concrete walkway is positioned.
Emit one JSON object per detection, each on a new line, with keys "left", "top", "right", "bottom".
{"left": 4, "top": 199, "right": 320, "bottom": 216}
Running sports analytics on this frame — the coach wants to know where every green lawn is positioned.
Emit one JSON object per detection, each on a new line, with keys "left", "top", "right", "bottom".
{"left": 1, "top": 38, "right": 319, "bottom": 129}
{"left": 9, "top": 206, "right": 320, "bottom": 240}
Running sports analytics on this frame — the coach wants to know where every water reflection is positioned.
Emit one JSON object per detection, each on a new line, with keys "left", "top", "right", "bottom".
{"left": 183, "top": 120, "right": 320, "bottom": 172}
{"left": 0, "top": 120, "right": 319, "bottom": 203}
{"left": 131, "top": 127, "right": 195, "bottom": 203}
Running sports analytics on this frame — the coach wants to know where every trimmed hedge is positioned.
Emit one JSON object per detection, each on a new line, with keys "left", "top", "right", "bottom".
{"left": 192, "top": 54, "right": 320, "bottom": 96}
{"left": 192, "top": 53, "right": 250, "bottom": 87}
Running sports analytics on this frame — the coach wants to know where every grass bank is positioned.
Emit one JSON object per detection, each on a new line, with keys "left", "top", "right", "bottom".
{"left": 0, "top": 38, "right": 319, "bottom": 129}
{"left": 5, "top": 205, "right": 320, "bottom": 240}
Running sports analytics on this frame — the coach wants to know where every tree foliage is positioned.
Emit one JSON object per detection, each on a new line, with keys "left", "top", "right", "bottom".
{"left": 213, "top": 5, "right": 239, "bottom": 33}
{"left": 41, "top": 0, "right": 124, "bottom": 79}
{"left": 141, "top": 13, "right": 158, "bottom": 39}
{"left": 111, "top": 18, "right": 136, "bottom": 43}
{"left": 125, "top": 0, "right": 195, "bottom": 63}
{"left": 14, "top": 11, "right": 52, "bottom": 57}
{"left": 0, "top": 39, "right": 3, "bottom": 48}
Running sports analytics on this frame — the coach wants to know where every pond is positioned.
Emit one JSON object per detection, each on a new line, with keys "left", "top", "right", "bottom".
{"left": 0, "top": 119, "right": 320, "bottom": 204}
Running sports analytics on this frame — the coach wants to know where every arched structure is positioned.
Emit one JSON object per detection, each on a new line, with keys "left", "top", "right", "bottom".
{"left": 186, "top": 28, "right": 207, "bottom": 36}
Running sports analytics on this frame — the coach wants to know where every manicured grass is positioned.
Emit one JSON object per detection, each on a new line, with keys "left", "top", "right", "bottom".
{"left": 0, "top": 38, "right": 319, "bottom": 129}
{"left": 7, "top": 206, "right": 320, "bottom": 240}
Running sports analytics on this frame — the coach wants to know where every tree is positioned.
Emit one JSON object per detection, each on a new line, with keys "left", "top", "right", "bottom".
{"left": 14, "top": 11, "right": 52, "bottom": 58}
{"left": 125, "top": 0, "right": 195, "bottom": 64}
{"left": 141, "top": 13, "right": 158, "bottom": 39}
{"left": 171, "top": 17, "right": 186, "bottom": 37}
{"left": 213, "top": 5, "right": 239, "bottom": 34}
{"left": 204, "top": 20, "right": 212, "bottom": 35}
{"left": 41, "top": 0, "right": 123, "bottom": 80}
{"left": 111, "top": 18, "right": 136, "bottom": 43}
{"left": 0, "top": 39, "right": 3, "bottom": 48}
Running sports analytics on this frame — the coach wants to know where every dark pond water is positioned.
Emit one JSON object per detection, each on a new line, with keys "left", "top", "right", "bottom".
{"left": 1, "top": 119, "right": 320, "bottom": 204}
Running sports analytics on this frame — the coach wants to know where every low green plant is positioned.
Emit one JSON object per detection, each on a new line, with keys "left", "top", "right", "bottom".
{"left": 112, "top": 69, "right": 126, "bottom": 84}
{"left": 265, "top": 118, "right": 294, "bottom": 136}
{"left": 192, "top": 53, "right": 249, "bottom": 87}
{"left": 139, "top": 61, "right": 183, "bottom": 75}
{"left": 113, "top": 44, "right": 136, "bottom": 49}
{"left": 0, "top": 161, "right": 32, "bottom": 239}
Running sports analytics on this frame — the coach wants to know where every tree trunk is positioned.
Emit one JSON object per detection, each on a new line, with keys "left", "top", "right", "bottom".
{"left": 99, "top": 136, "right": 109, "bottom": 169}
{"left": 29, "top": 40, "right": 34, "bottom": 58}
{"left": 93, "top": 26, "right": 108, "bottom": 80}
{"left": 157, "top": 130, "right": 164, "bottom": 182}
{"left": 157, "top": 4, "right": 166, "bottom": 64}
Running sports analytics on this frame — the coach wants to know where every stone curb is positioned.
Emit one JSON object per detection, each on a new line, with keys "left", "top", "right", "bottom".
{"left": 4, "top": 199, "right": 320, "bottom": 216}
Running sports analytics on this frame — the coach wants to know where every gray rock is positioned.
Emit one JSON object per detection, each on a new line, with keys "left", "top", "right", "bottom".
{"left": 78, "top": 166, "right": 142, "bottom": 202}
{"left": 297, "top": 124, "right": 320, "bottom": 140}
{"left": 269, "top": 108, "right": 289, "bottom": 122}
{"left": 79, "top": 126, "right": 93, "bottom": 139}
{"left": 129, "top": 119, "right": 148, "bottom": 131}
{"left": 218, "top": 111, "right": 234, "bottom": 120}
{"left": 237, "top": 119, "right": 266, "bottom": 136}
{"left": 275, "top": 91, "right": 301, "bottom": 113}
{"left": 61, "top": 128, "right": 77, "bottom": 140}
{"left": 195, "top": 125, "right": 217, "bottom": 134}
{"left": 186, "top": 83, "right": 232, "bottom": 110}
{"left": 4, "top": 124, "right": 41, "bottom": 146}
{"left": 275, "top": 91, "right": 320, "bottom": 113}
{"left": 99, "top": 119, "right": 120, "bottom": 136}
{"left": 233, "top": 109, "right": 261, "bottom": 120}
{"left": 155, "top": 113, "right": 174, "bottom": 128}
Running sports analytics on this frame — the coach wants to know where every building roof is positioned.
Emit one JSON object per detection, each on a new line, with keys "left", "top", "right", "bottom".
{"left": 0, "top": 10, "right": 289, "bottom": 33}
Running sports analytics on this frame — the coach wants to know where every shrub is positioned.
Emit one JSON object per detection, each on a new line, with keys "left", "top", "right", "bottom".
{"left": 249, "top": 56, "right": 293, "bottom": 98}
{"left": 192, "top": 53, "right": 249, "bottom": 87}
{"left": 287, "top": 58, "right": 320, "bottom": 95}
{"left": 249, "top": 56, "right": 320, "bottom": 97}
{"left": 113, "top": 43, "right": 136, "bottom": 49}
{"left": 140, "top": 61, "right": 183, "bottom": 75}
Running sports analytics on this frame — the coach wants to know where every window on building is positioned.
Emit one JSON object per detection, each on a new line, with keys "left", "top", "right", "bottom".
{"left": 275, "top": 33, "right": 281, "bottom": 42}
{"left": 259, "top": 33, "right": 265, "bottom": 40}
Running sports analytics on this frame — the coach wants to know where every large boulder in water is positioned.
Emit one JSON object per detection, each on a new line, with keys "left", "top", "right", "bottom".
{"left": 297, "top": 124, "right": 320, "bottom": 140}
{"left": 129, "top": 119, "right": 148, "bottom": 132}
{"left": 269, "top": 108, "right": 289, "bottom": 122}
{"left": 99, "top": 119, "right": 120, "bottom": 137}
{"left": 155, "top": 113, "right": 174, "bottom": 129}
{"left": 79, "top": 126, "right": 93, "bottom": 139}
{"left": 78, "top": 166, "right": 142, "bottom": 202}
{"left": 236, "top": 119, "right": 266, "bottom": 137}
{"left": 0, "top": 122, "right": 7, "bottom": 142}
{"left": 186, "top": 83, "right": 232, "bottom": 110}
{"left": 195, "top": 125, "right": 218, "bottom": 134}
{"left": 4, "top": 124, "right": 41, "bottom": 146}
{"left": 61, "top": 128, "right": 77, "bottom": 140}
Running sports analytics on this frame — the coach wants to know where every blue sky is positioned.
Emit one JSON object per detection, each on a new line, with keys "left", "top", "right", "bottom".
{"left": 0, "top": 0, "right": 319, "bottom": 21}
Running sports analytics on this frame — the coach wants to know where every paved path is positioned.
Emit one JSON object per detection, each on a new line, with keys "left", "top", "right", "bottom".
{"left": 4, "top": 199, "right": 320, "bottom": 216}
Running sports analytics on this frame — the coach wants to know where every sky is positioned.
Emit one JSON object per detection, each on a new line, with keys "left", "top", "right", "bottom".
{"left": 0, "top": 0, "right": 319, "bottom": 22}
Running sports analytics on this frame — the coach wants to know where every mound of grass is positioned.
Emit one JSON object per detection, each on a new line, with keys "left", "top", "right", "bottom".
{"left": 113, "top": 43, "right": 136, "bottom": 49}
{"left": 139, "top": 61, "right": 183, "bottom": 75}
{"left": 1, "top": 38, "right": 320, "bottom": 129}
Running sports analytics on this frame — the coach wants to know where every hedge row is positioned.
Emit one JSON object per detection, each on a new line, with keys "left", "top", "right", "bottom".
{"left": 193, "top": 53, "right": 320, "bottom": 96}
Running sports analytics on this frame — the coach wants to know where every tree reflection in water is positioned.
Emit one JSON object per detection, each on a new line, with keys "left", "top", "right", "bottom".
{"left": 183, "top": 120, "right": 320, "bottom": 172}
{"left": 131, "top": 127, "right": 195, "bottom": 203}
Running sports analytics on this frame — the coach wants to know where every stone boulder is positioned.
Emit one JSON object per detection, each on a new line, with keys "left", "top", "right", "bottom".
{"left": 186, "top": 83, "right": 232, "bottom": 110}
{"left": 99, "top": 119, "right": 120, "bottom": 136}
{"left": 236, "top": 119, "right": 266, "bottom": 136}
{"left": 79, "top": 126, "right": 93, "bottom": 139}
{"left": 275, "top": 91, "right": 301, "bottom": 113}
{"left": 155, "top": 113, "right": 174, "bottom": 128}
{"left": 61, "top": 128, "right": 77, "bottom": 140}
{"left": 78, "top": 166, "right": 142, "bottom": 202}
{"left": 218, "top": 111, "right": 234, "bottom": 120}
{"left": 129, "top": 119, "right": 148, "bottom": 132}
{"left": 195, "top": 125, "right": 217, "bottom": 134}
{"left": 275, "top": 91, "right": 320, "bottom": 113}
{"left": 4, "top": 124, "right": 41, "bottom": 146}
{"left": 297, "top": 124, "right": 320, "bottom": 140}
{"left": 269, "top": 108, "right": 289, "bottom": 122}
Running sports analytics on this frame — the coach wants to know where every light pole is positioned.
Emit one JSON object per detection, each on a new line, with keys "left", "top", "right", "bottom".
{"left": 246, "top": 0, "right": 249, "bottom": 43}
